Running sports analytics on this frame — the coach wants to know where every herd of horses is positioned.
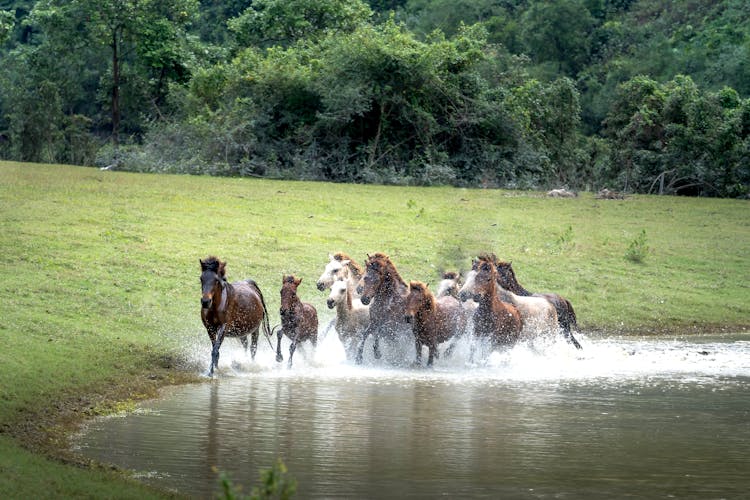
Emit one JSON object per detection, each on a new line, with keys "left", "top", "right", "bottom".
{"left": 199, "top": 252, "right": 582, "bottom": 376}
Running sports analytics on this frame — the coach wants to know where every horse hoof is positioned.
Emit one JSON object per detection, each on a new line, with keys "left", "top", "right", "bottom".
{"left": 276, "top": 354, "right": 284, "bottom": 363}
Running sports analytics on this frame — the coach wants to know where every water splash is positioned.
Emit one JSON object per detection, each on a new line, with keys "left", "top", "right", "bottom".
{"left": 184, "top": 324, "right": 750, "bottom": 385}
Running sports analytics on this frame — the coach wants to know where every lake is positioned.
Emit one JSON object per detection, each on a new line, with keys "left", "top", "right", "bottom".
{"left": 74, "top": 333, "right": 750, "bottom": 498}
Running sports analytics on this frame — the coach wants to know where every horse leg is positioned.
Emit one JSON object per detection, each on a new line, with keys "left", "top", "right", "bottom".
{"left": 372, "top": 333, "right": 382, "bottom": 359}
{"left": 210, "top": 326, "right": 226, "bottom": 376}
{"left": 250, "top": 329, "right": 259, "bottom": 360}
{"left": 288, "top": 334, "right": 298, "bottom": 369}
{"left": 414, "top": 338, "right": 423, "bottom": 366}
{"left": 240, "top": 335, "right": 249, "bottom": 354}
{"left": 355, "top": 325, "right": 373, "bottom": 365}
{"left": 276, "top": 329, "right": 284, "bottom": 363}
{"left": 427, "top": 343, "right": 436, "bottom": 367}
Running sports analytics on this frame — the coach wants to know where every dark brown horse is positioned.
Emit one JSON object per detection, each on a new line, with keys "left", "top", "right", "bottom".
{"left": 355, "top": 252, "right": 411, "bottom": 364}
{"left": 277, "top": 275, "right": 318, "bottom": 368}
{"left": 404, "top": 281, "right": 467, "bottom": 367}
{"left": 495, "top": 260, "right": 582, "bottom": 349}
{"left": 200, "top": 257, "right": 271, "bottom": 376}
{"left": 458, "top": 254, "right": 523, "bottom": 356}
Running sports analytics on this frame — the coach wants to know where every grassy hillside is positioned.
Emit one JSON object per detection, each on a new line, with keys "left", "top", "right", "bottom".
{"left": 1, "top": 161, "right": 748, "bottom": 497}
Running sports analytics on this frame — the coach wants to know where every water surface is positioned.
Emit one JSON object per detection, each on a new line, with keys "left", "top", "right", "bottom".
{"left": 74, "top": 333, "right": 750, "bottom": 498}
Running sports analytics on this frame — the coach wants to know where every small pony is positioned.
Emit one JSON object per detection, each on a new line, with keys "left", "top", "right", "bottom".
{"left": 327, "top": 279, "right": 370, "bottom": 359}
{"left": 355, "top": 252, "right": 411, "bottom": 364}
{"left": 458, "top": 254, "right": 523, "bottom": 357}
{"left": 404, "top": 281, "right": 467, "bottom": 367}
{"left": 199, "top": 257, "right": 271, "bottom": 376}
{"left": 277, "top": 275, "right": 318, "bottom": 368}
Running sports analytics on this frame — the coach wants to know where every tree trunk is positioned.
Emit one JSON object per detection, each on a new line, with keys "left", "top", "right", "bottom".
{"left": 111, "top": 28, "right": 120, "bottom": 148}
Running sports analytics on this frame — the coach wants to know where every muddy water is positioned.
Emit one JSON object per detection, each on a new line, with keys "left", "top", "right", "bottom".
{"left": 74, "top": 334, "right": 750, "bottom": 498}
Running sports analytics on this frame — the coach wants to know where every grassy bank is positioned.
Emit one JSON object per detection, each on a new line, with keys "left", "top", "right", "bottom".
{"left": 1, "top": 161, "right": 748, "bottom": 497}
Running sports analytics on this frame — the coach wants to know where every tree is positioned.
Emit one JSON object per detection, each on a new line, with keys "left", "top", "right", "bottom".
{"left": 28, "top": 0, "right": 198, "bottom": 148}
{"left": 229, "top": 0, "right": 372, "bottom": 48}
{"left": 521, "top": 0, "right": 596, "bottom": 76}
{"left": 0, "top": 9, "right": 14, "bottom": 43}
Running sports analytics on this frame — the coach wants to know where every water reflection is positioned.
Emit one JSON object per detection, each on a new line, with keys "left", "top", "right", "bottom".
{"left": 75, "top": 335, "right": 750, "bottom": 498}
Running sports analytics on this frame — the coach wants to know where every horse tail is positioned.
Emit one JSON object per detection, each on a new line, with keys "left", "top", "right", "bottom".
{"left": 561, "top": 297, "right": 582, "bottom": 350}
{"left": 247, "top": 279, "right": 272, "bottom": 338}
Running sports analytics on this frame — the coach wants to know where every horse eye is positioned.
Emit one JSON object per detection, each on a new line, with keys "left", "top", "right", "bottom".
{"left": 332, "top": 268, "right": 339, "bottom": 274}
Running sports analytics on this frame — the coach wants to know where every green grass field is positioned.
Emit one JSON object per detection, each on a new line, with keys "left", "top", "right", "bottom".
{"left": 1, "top": 161, "right": 748, "bottom": 498}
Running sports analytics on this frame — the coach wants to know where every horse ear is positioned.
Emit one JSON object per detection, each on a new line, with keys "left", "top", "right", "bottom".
{"left": 219, "top": 261, "right": 227, "bottom": 277}
{"left": 199, "top": 258, "right": 204, "bottom": 269}
{"left": 294, "top": 276, "right": 303, "bottom": 286}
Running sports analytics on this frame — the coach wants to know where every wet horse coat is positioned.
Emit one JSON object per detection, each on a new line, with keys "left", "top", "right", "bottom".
{"left": 277, "top": 275, "right": 318, "bottom": 368}
{"left": 199, "top": 257, "right": 270, "bottom": 376}
{"left": 355, "top": 252, "right": 411, "bottom": 364}
{"left": 327, "top": 279, "right": 370, "bottom": 359}
{"left": 458, "top": 255, "right": 523, "bottom": 353}
{"left": 405, "top": 281, "right": 467, "bottom": 366}
{"left": 495, "top": 260, "right": 582, "bottom": 349}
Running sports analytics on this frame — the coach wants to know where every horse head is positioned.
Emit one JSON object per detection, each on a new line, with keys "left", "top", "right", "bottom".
{"left": 495, "top": 260, "right": 515, "bottom": 289}
{"left": 280, "top": 274, "right": 302, "bottom": 319}
{"left": 199, "top": 256, "right": 226, "bottom": 309}
{"left": 458, "top": 256, "right": 496, "bottom": 302}
{"left": 327, "top": 279, "right": 348, "bottom": 309}
{"left": 317, "top": 254, "right": 349, "bottom": 291}
{"left": 404, "top": 281, "right": 433, "bottom": 324}
{"left": 357, "top": 253, "right": 390, "bottom": 305}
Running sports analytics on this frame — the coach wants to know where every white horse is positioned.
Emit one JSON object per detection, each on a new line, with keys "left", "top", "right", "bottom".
{"left": 327, "top": 279, "right": 370, "bottom": 359}
{"left": 316, "top": 253, "right": 364, "bottom": 296}
{"left": 459, "top": 267, "right": 558, "bottom": 338}
{"left": 438, "top": 271, "right": 477, "bottom": 315}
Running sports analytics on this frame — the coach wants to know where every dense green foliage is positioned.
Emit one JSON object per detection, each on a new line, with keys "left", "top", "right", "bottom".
{"left": 1, "top": 0, "right": 749, "bottom": 196}
{"left": 1, "top": 161, "right": 749, "bottom": 496}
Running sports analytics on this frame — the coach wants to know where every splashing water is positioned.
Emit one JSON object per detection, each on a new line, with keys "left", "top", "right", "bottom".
{"left": 183, "top": 319, "right": 750, "bottom": 384}
{"left": 77, "top": 329, "right": 750, "bottom": 499}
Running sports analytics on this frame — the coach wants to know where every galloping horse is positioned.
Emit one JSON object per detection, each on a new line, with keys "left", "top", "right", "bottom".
{"left": 277, "top": 275, "right": 318, "bottom": 368}
{"left": 316, "top": 252, "right": 365, "bottom": 294}
{"left": 327, "top": 279, "right": 370, "bottom": 359}
{"left": 495, "top": 260, "right": 582, "bottom": 349}
{"left": 199, "top": 257, "right": 271, "bottom": 376}
{"left": 355, "top": 252, "right": 411, "bottom": 364}
{"left": 458, "top": 254, "right": 523, "bottom": 356}
{"left": 404, "top": 281, "right": 467, "bottom": 367}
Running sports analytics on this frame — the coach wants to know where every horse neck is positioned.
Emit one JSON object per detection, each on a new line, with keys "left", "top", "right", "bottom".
{"left": 380, "top": 265, "right": 408, "bottom": 296}
{"left": 502, "top": 268, "right": 532, "bottom": 296}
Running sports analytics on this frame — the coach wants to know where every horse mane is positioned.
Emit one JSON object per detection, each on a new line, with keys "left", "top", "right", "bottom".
{"left": 368, "top": 252, "right": 408, "bottom": 288}
{"left": 201, "top": 256, "right": 226, "bottom": 278}
{"left": 333, "top": 251, "right": 364, "bottom": 279}
{"left": 477, "top": 252, "right": 498, "bottom": 265}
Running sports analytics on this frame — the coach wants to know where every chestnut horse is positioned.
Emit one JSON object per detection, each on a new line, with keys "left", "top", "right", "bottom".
{"left": 495, "top": 260, "right": 582, "bottom": 349}
{"left": 277, "top": 275, "right": 318, "bottom": 368}
{"left": 200, "top": 257, "right": 271, "bottom": 376}
{"left": 355, "top": 252, "right": 411, "bottom": 364}
{"left": 327, "top": 279, "right": 370, "bottom": 359}
{"left": 316, "top": 252, "right": 365, "bottom": 293}
{"left": 458, "top": 254, "right": 523, "bottom": 356}
{"left": 404, "top": 281, "right": 467, "bottom": 367}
